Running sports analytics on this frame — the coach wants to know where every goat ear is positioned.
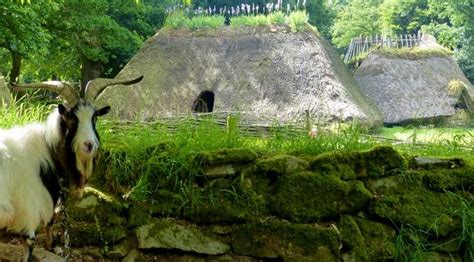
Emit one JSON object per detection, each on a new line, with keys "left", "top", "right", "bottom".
{"left": 95, "top": 106, "right": 110, "bottom": 117}
{"left": 58, "top": 104, "right": 67, "bottom": 116}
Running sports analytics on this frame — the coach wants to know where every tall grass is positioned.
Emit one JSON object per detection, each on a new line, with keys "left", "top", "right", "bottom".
{"left": 268, "top": 11, "right": 286, "bottom": 25}
{"left": 163, "top": 11, "right": 225, "bottom": 30}
{"left": 0, "top": 95, "right": 51, "bottom": 128}
{"left": 96, "top": 114, "right": 474, "bottom": 201}
{"left": 163, "top": 9, "right": 313, "bottom": 31}
{"left": 0, "top": 99, "right": 472, "bottom": 200}
{"left": 187, "top": 15, "right": 225, "bottom": 30}
{"left": 230, "top": 14, "right": 269, "bottom": 27}
{"left": 288, "top": 10, "right": 309, "bottom": 32}
{"left": 163, "top": 11, "right": 190, "bottom": 29}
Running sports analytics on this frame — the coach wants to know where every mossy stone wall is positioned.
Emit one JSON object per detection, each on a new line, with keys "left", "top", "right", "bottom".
{"left": 64, "top": 146, "right": 473, "bottom": 261}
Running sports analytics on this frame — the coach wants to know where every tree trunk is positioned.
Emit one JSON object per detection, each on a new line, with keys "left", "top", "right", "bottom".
{"left": 9, "top": 51, "right": 21, "bottom": 83}
{"left": 9, "top": 51, "right": 24, "bottom": 99}
{"left": 80, "top": 55, "right": 102, "bottom": 97}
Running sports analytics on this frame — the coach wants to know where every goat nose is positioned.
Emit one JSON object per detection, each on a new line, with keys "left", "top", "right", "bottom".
{"left": 83, "top": 141, "right": 94, "bottom": 153}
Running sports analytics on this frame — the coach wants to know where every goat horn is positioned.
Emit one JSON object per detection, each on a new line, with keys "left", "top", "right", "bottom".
{"left": 85, "top": 75, "right": 143, "bottom": 102}
{"left": 9, "top": 81, "right": 80, "bottom": 107}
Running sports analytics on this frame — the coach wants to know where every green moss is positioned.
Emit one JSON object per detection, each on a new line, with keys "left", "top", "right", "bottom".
{"left": 127, "top": 204, "right": 152, "bottom": 228}
{"left": 194, "top": 148, "right": 259, "bottom": 165}
{"left": 339, "top": 216, "right": 396, "bottom": 260}
{"left": 339, "top": 216, "right": 367, "bottom": 259}
{"left": 311, "top": 151, "right": 364, "bottom": 180}
{"left": 364, "top": 146, "right": 407, "bottom": 177}
{"left": 270, "top": 172, "right": 372, "bottom": 222}
{"left": 256, "top": 154, "right": 309, "bottom": 177}
{"left": 149, "top": 189, "right": 182, "bottom": 216}
{"left": 373, "top": 47, "right": 453, "bottom": 60}
{"left": 69, "top": 222, "right": 127, "bottom": 247}
{"left": 311, "top": 146, "right": 406, "bottom": 180}
{"left": 68, "top": 188, "right": 125, "bottom": 226}
{"left": 422, "top": 166, "right": 474, "bottom": 191}
{"left": 368, "top": 172, "right": 462, "bottom": 236}
{"left": 231, "top": 220, "right": 340, "bottom": 260}
{"left": 182, "top": 177, "right": 266, "bottom": 223}
{"left": 354, "top": 217, "right": 396, "bottom": 259}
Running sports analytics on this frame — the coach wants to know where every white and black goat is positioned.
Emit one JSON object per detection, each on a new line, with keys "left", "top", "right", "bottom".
{"left": 0, "top": 75, "right": 143, "bottom": 261}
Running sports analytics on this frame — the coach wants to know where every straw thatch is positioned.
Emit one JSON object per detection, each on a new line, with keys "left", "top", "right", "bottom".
{"left": 355, "top": 50, "right": 473, "bottom": 125}
{"left": 97, "top": 27, "right": 382, "bottom": 127}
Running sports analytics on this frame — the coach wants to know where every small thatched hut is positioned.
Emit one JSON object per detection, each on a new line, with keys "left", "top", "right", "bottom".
{"left": 97, "top": 27, "right": 382, "bottom": 127}
{"left": 355, "top": 48, "right": 473, "bottom": 125}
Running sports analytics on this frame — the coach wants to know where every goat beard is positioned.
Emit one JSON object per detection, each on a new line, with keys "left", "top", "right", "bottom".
{"left": 73, "top": 151, "right": 96, "bottom": 198}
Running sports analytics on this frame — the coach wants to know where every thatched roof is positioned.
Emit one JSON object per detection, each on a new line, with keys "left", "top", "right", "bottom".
{"left": 355, "top": 49, "right": 473, "bottom": 124}
{"left": 97, "top": 27, "right": 382, "bottom": 127}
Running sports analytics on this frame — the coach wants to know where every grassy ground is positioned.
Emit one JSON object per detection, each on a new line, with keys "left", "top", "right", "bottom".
{"left": 1, "top": 99, "right": 472, "bottom": 194}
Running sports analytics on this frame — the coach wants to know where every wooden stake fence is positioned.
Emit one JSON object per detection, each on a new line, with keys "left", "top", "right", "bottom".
{"left": 344, "top": 31, "right": 422, "bottom": 63}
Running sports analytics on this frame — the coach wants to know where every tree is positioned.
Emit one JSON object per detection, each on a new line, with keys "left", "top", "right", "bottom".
{"left": 306, "top": 0, "right": 335, "bottom": 39}
{"left": 43, "top": 0, "right": 143, "bottom": 92}
{"left": 330, "top": 0, "right": 383, "bottom": 48}
{"left": 422, "top": 0, "right": 473, "bottom": 82}
{"left": 379, "top": 0, "right": 430, "bottom": 35}
{"left": 0, "top": 0, "right": 55, "bottom": 83}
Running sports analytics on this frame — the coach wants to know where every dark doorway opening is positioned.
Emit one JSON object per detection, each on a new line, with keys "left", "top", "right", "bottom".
{"left": 192, "top": 90, "right": 215, "bottom": 113}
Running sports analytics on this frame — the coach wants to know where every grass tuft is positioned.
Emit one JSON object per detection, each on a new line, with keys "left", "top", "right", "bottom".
{"left": 373, "top": 46, "right": 454, "bottom": 60}
{"left": 288, "top": 10, "right": 309, "bottom": 32}
{"left": 230, "top": 14, "right": 269, "bottom": 27}
{"left": 268, "top": 11, "right": 286, "bottom": 25}
{"left": 187, "top": 15, "right": 225, "bottom": 30}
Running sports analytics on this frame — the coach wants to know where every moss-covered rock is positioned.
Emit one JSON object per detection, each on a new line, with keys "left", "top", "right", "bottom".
{"left": 135, "top": 219, "right": 230, "bottom": 255}
{"left": 182, "top": 183, "right": 266, "bottom": 223}
{"left": 127, "top": 203, "right": 153, "bottom": 228}
{"left": 68, "top": 187, "right": 126, "bottom": 226}
{"left": 311, "top": 146, "right": 406, "bottom": 180}
{"left": 421, "top": 167, "right": 474, "bottom": 192}
{"left": 368, "top": 172, "right": 462, "bottom": 236}
{"left": 269, "top": 172, "right": 372, "bottom": 222}
{"left": 69, "top": 222, "right": 128, "bottom": 247}
{"left": 149, "top": 189, "right": 182, "bottom": 216}
{"left": 256, "top": 154, "right": 309, "bottom": 177}
{"left": 194, "top": 148, "right": 259, "bottom": 165}
{"left": 339, "top": 216, "right": 396, "bottom": 261}
{"left": 231, "top": 220, "right": 340, "bottom": 261}
{"left": 409, "top": 157, "right": 466, "bottom": 170}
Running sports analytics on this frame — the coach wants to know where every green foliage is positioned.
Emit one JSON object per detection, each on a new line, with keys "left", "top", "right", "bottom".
{"left": 163, "top": 11, "right": 190, "bottom": 29}
{"left": 230, "top": 15, "right": 269, "bottom": 27}
{"left": 330, "top": 0, "right": 382, "bottom": 48}
{"left": 373, "top": 46, "right": 453, "bottom": 59}
{"left": 187, "top": 15, "right": 225, "bottom": 30}
{"left": 379, "top": 0, "right": 429, "bottom": 35}
{"left": 306, "top": 0, "right": 335, "bottom": 38}
{"left": 288, "top": 10, "right": 309, "bottom": 32}
{"left": 268, "top": 11, "right": 286, "bottom": 25}
{"left": 0, "top": 96, "right": 51, "bottom": 128}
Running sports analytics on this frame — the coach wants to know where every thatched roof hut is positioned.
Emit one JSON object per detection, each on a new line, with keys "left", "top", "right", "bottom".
{"left": 355, "top": 48, "right": 473, "bottom": 125}
{"left": 97, "top": 27, "right": 382, "bottom": 127}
